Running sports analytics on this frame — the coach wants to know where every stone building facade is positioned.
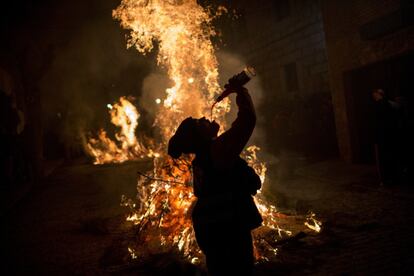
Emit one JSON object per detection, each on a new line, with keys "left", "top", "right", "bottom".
{"left": 321, "top": 0, "right": 413, "bottom": 162}
{"left": 223, "top": 0, "right": 337, "bottom": 157}
{"left": 222, "top": 0, "right": 413, "bottom": 163}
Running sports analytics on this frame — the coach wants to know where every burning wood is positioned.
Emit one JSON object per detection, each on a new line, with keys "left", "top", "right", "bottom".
{"left": 84, "top": 0, "right": 322, "bottom": 266}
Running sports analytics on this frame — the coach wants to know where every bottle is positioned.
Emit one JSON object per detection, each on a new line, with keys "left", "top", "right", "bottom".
{"left": 215, "top": 66, "right": 256, "bottom": 103}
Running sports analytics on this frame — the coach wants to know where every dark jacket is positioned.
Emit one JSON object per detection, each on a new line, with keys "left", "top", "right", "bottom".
{"left": 192, "top": 90, "right": 262, "bottom": 229}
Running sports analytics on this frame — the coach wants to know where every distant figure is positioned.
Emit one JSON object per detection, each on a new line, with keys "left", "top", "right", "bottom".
{"left": 371, "top": 88, "right": 401, "bottom": 186}
{"left": 168, "top": 86, "right": 262, "bottom": 275}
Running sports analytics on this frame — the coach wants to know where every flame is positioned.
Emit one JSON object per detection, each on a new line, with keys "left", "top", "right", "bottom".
{"left": 128, "top": 247, "right": 138, "bottom": 259}
{"left": 304, "top": 212, "right": 322, "bottom": 233}
{"left": 112, "top": 0, "right": 230, "bottom": 142}
{"left": 85, "top": 96, "right": 160, "bottom": 164}
{"left": 84, "top": 0, "right": 322, "bottom": 264}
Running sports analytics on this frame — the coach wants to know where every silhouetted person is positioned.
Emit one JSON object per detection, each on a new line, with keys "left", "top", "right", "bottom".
{"left": 168, "top": 86, "right": 262, "bottom": 275}
{"left": 372, "top": 89, "right": 400, "bottom": 186}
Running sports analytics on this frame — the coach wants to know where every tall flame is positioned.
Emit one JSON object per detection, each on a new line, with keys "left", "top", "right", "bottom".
{"left": 113, "top": 0, "right": 228, "bottom": 141}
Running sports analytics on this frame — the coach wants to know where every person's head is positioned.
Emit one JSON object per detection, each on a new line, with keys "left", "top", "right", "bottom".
{"left": 372, "top": 89, "right": 385, "bottom": 102}
{"left": 168, "top": 117, "right": 219, "bottom": 159}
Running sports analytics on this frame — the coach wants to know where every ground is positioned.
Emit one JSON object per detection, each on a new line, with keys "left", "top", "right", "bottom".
{"left": 3, "top": 156, "right": 414, "bottom": 275}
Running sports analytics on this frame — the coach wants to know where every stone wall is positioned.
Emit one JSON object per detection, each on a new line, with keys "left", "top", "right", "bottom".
{"left": 223, "top": 0, "right": 336, "bottom": 156}
{"left": 321, "top": 0, "right": 414, "bottom": 162}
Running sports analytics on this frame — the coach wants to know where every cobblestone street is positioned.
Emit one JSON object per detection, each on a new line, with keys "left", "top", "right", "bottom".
{"left": 4, "top": 158, "right": 413, "bottom": 275}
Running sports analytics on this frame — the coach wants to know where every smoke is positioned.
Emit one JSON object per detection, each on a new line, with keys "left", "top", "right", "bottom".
{"left": 36, "top": 0, "right": 267, "bottom": 160}
{"left": 38, "top": 1, "right": 151, "bottom": 157}
{"left": 217, "top": 51, "right": 274, "bottom": 168}
{"left": 215, "top": 51, "right": 265, "bottom": 146}
{"left": 140, "top": 70, "right": 171, "bottom": 121}
{"left": 139, "top": 50, "right": 267, "bottom": 152}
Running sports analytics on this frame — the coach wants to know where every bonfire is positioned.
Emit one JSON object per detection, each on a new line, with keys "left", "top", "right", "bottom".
{"left": 84, "top": 0, "right": 322, "bottom": 265}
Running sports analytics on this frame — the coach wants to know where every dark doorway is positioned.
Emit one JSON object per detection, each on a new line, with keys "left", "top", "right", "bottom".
{"left": 344, "top": 50, "right": 413, "bottom": 163}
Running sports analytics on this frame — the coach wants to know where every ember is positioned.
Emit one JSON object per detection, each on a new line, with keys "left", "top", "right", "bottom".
{"left": 84, "top": 0, "right": 321, "bottom": 265}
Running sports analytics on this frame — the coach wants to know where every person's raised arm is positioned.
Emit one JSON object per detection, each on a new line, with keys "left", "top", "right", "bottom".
{"left": 212, "top": 87, "right": 256, "bottom": 168}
